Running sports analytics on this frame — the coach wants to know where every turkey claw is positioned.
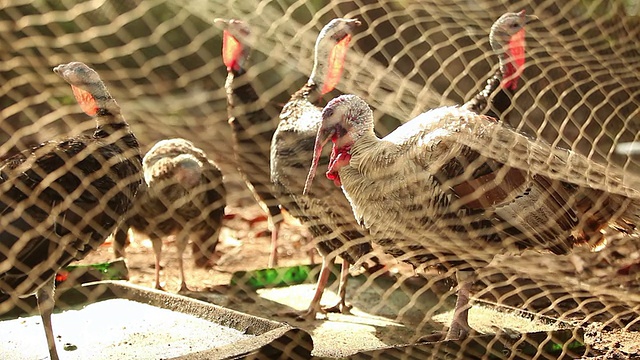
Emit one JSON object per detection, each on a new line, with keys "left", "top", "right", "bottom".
{"left": 276, "top": 309, "right": 319, "bottom": 322}
{"left": 417, "top": 331, "right": 447, "bottom": 343}
{"left": 322, "top": 301, "right": 352, "bottom": 314}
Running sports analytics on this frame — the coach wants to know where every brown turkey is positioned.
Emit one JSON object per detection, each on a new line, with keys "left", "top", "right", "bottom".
{"left": 305, "top": 91, "right": 640, "bottom": 340}
{"left": 215, "top": 18, "right": 283, "bottom": 268}
{"left": 0, "top": 62, "right": 142, "bottom": 360}
{"left": 113, "top": 138, "right": 226, "bottom": 292}
{"left": 463, "top": 11, "right": 537, "bottom": 116}
{"left": 270, "top": 18, "right": 392, "bottom": 319}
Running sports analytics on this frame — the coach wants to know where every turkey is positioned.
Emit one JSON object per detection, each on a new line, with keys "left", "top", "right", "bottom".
{"left": 215, "top": 18, "right": 283, "bottom": 268}
{"left": 269, "top": 18, "right": 391, "bottom": 320}
{"left": 113, "top": 138, "right": 226, "bottom": 291}
{"left": 463, "top": 11, "right": 537, "bottom": 115}
{"left": 305, "top": 93, "right": 640, "bottom": 340}
{"left": 0, "top": 62, "right": 142, "bottom": 360}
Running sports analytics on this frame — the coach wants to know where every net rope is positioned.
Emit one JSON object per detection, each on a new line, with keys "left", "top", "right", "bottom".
{"left": 1, "top": 0, "right": 640, "bottom": 359}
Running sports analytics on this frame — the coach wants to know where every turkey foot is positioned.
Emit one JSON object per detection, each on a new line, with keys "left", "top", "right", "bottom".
{"left": 178, "top": 282, "right": 191, "bottom": 293}
{"left": 445, "top": 271, "right": 474, "bottom": 340}
{"left": 417, "top": 327, "right": 476, "bottom": 343}
{"left": 417, "top": 271, "right": 474, "bottom": 343}
{"left": 277, "top": 257, "right": 334, "bottom": 321}
{"left": 278, "top": 303, "right": 324, "bottom": 321}
{"left": 321, "top": 300, "right": 352, "bottom": 314}
{"left": 278, "top": 300, "right": 351, "bottom": 321}
{"left": 280, "top": 258, "right": 354, "bottom": 320}
{"left": 177, "top": 245, "right": 191, "bottom": 293}
{"left": 320, "top": 260, "right": 352, "bottom": 314}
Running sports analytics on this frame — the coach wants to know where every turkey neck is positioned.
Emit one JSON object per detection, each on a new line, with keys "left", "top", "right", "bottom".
{"left": 276, "top": 82, "right": 323, "bottom": 135}
{"left": 91, "top": 103, "right": 142, "bottom": 188}
{"left": 295, "top": 81, "right": 321, "bottom": 104}
{"left": 308, "top": 39, "right": 331, "bottom": 95}
{"left": 89, "top": 88, "right": 136, "bottom": 142}
{"left": 88, "top": 82, "right": 126, "bottom": 125}
{"left": 345, "top": 132, "right": 394, "bottom": 179}
{"left": 463, "top": 69, "right": 501, "bottom": 115}
{"left": 93, "top": 111, "right": 140, "bottom": 154}
{"left": 287, "top": 82, "right": 321, "bottom": 114}
{"left": 225, "top": 67, "right": 257, "bottom": 107}
{"left": 463, "top": 34, "right": 515, "bottom": 115}
{"left": 225, "top": 66, "right": 276, "bottom": 137}
{"left": 303, "top": 67, "right": 333, "bottom": 106}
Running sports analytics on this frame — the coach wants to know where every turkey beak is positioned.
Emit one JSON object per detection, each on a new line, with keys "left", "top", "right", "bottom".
{"left": 213, "top": 18, "right": 228, "bottom": 28}
{"left": 303, "top": 127, "right": 334, "bottom": 195}
{"left": 517, "top": 10, "right": 538, "bottom": 24}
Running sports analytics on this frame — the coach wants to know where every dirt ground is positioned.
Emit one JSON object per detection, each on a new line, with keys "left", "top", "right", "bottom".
{"left": 75, "top": 187, "right": 640, "bottom": 359}
{"left": 81, "top": 197, "right": 316, "bottom": 293}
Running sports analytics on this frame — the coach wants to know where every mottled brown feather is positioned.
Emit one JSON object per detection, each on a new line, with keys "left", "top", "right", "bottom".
{"left": 0, "top": 62, "right": 142, "bottom": 296}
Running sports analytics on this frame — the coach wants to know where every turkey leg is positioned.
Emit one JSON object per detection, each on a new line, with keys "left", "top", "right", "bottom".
{"left": 279, "top": 256, "right": 334, "bottom": 321}
{"left": 151, "top": 236, "right": 164, "bottom": 290}
{"left": 322, "top": 260, "right": 352, "bottom": 314}
{"left": 268, "top": 221, "right": 280, "bottom": 268}
{"left": 36, "top": 279, "right": 60, "bottom": 360}
{"left": 176, "top": 233, "right": 190, "bottom": 292}
{"left": 446, "top": 270, "right": 475, "bottom": 340}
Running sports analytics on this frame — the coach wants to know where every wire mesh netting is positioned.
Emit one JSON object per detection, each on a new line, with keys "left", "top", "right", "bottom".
{"left": 1, "top": 0, "right": 640, "bottom": 359}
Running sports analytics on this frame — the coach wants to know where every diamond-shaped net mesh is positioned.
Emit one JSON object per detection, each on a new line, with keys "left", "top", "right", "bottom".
{"left": 1, "top": 0, "right": 640, "bottom": 359}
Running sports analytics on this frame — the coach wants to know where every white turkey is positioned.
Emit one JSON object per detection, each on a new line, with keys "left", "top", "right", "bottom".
{"left": 270, "top": 17, "right": 386, "bottom": 319}
{"left": 305, "top": 94, "right": 640, "bottom": 340}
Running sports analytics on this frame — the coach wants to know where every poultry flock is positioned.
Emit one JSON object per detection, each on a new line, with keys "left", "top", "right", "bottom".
{"left": 1, "top": 9, "right": 638, "bottom": 359}
{"left": 304, "top": 14, "right": 640, "bottom": 340}
{"left": 216, "top": 17, "right": 382, "bottom": 320}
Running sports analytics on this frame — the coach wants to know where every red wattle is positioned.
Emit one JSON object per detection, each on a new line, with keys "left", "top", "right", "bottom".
{"left": 322, "top": 35, "right": 351, "bottom": 95}
{"left": 222, "top": 30, "right": 243, "bottom": 72}
{"left": 503, "top": 28, "right": 525, "bottom": 91}
{"left": 326, "top": 162, "right": 342, "bottom": 187}
{"left": 326, "top": 145, "right": 351, "bottom": 187}
{"left": 71, "top": 85, "right": 98, "bottom": 116}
